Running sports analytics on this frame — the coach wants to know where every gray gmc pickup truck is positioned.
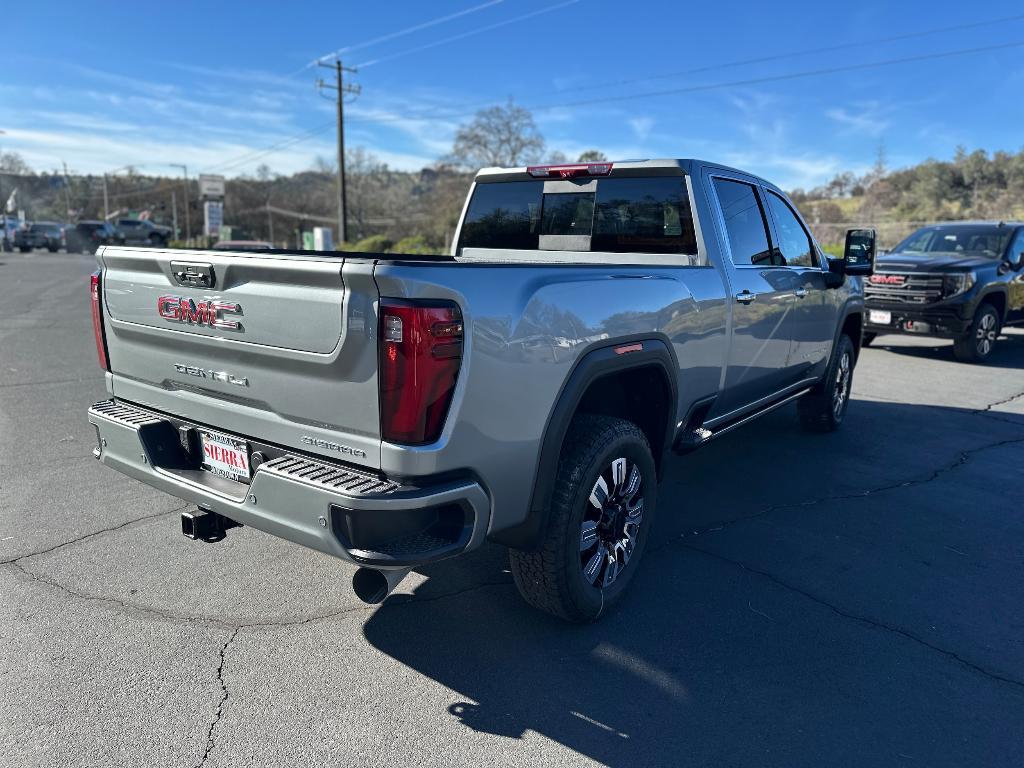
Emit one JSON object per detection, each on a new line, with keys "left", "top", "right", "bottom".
{"left": 87, "top": 159, "right": 874, "bottom": 622}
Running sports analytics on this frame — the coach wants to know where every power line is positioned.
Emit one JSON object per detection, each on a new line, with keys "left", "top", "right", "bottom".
{"left": 346, "top": 38, "right": 1024, "bottom": 125}
{"left": 537, "top": 39, "right": 1024, "bottom": 112}
{"left": 204, "top": 122, "right": 335, "bottom": 173}
{"left": 550, "top": 11, "right": 1024, "bottom": 95}
{"left": 206, "top": 37, "right": 1024, "bottom": 174}
{"left": 291, "top": 0, "right": 505, "bottom": 75}
{"left": 356, "top": 0, "right": 581, "bottom": 68}
{"left": 349, "top": 12, "right": 1024, "bottom": 121}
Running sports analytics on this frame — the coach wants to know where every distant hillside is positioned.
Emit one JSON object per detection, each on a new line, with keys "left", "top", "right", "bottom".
{"left": 3, "top": 145, "right": 1023, "bottom": 251}
{"left": 793, "top": 147, "right": 1024, "bottom": 247}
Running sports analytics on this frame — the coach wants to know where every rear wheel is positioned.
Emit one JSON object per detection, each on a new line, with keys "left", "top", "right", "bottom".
{"left": 18, "top": 246, "right": 30, "bottom": 253}
{"left": 799, "top": 334, "right": 855, "bottom": 433}
{"left": 953, "top": 304, "right": 1000, "bottom": 364}
{"left": 509, "top": 414, "right": 656, "bottom": 623}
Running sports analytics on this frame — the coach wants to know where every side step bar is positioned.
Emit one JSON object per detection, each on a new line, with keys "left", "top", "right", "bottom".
{"left": 675, "top": 387, "right": 812, "bottom": 453}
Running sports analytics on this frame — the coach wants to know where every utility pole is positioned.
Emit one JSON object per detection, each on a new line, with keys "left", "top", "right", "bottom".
{"left": 0, "top": 129, "right": 7, "bottom": 251}
{"left": 266, "top": 200, "right": 274, "bottom": 245}
{"left": 61, "top": 162, "right": 72, "bottom": 220}
{"left": 171, "top": 190, "right": 178, "bottom": 240}
{"left": 317, "top": 59, "right": 360, "bottom": 244}
{"left": 171, "top": 164, "right": 191, "bottom": 243}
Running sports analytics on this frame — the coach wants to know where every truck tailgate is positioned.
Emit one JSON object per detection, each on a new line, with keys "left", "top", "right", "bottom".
{"left": 98, "top": 247, "right": 382, "bottom": 469}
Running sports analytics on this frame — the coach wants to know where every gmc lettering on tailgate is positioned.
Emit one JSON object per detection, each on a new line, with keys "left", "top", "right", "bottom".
{"left": 158, "top": 296, "right": 241, "bottom": 330}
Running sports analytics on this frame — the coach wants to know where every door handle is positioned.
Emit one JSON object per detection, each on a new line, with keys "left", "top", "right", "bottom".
{"left": 734, "top": 291, "right": 756, "bottom": 305}
{"left": 795, "top": 288, "right": 808, "bottom": 299}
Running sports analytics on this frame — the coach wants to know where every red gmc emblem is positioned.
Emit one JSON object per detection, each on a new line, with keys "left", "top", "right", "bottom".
{"left": 157, "top": 296, "right": 241, "bottom": 330}
{"left": 870, "top": 274, "right": 906, "bottom": 285}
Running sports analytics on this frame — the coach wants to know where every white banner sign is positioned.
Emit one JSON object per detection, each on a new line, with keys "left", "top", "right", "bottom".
{"left": 198, "top": 174, "right": 225, "bottom": 198}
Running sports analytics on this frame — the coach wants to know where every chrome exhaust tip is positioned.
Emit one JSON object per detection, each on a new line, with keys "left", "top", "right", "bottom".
{"left": 352, "top": 567, "right": 412, "bottom": 604}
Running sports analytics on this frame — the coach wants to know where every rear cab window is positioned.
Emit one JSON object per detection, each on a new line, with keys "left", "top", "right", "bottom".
{"left": 458, "top": 176, "right": 699, "bottom": 261}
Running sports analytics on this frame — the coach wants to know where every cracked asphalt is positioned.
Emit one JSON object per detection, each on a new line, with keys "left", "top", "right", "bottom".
{"left": 2, "top": 250, "right": 1023, "bottom": 767}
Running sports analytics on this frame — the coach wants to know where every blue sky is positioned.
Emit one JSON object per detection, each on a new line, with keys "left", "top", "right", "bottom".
{"left": 2, "top": 0, "right": 1024, "bottom": 190}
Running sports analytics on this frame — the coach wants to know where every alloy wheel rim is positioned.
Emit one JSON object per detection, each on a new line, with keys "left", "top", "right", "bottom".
{"left": 832, "top": 351, "right": 852, "bottom": 418}
{"left": 580, "top": 457, "right": 644, "bottom": 588}
{"left": 976, "top": 313, "right": 996, "bottom": 356}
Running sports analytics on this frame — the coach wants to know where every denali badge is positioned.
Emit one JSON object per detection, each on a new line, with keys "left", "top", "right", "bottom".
{"left": 174, "top": 364, "right": 249, "bottom": 387}
{"left": 870, "top": 274, "right": 906, "bottom": 285}
{"left": 158, "top": 296, "right": 241, "bottom": 330}
{"left": 300, "top": 435, "right": 367, "bottom": 458}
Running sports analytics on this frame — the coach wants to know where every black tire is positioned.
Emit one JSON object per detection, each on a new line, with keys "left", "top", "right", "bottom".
{"left": 799, "top": 334, "right": 856, "bottom": 433}
{"left": 47, "top": 245, "right": 58, "bottom": 253}
{"left": 862, "top": 332, "right": 877, "bottom": 347}
{"left": 509, "top": 414, "right": 657, "bottom": 623}
{"left": 953, "top": 303, "right": 1000, "bottom": 364}
{"left": 18, "top": 246, "right": 30, "bottom": 253}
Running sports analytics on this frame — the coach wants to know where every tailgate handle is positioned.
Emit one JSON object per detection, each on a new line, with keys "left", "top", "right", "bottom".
{"left": 171, "top": 261, "right": 215, "bottom": 289}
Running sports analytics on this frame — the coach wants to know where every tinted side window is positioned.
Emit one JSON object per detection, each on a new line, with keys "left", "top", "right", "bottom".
{"left": 1009, "top": 229, "right": 1024, "bottom": 264}
{"left": 712, "top": 179, "right": 773, "bottom": 266}
{"left": 766, "top": 191, "right": 815, "bottom": 267}
{"left": 592, "top": 177, "right": 697, "bottom": 254}
{"left": 459, "top": 181, "right": 541, "bottom": 250}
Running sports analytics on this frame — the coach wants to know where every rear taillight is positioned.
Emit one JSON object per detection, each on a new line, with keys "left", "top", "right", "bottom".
{"left": 90, "top": 271, "right": 110, "bottom": 371}
{"left": 379, "top": 300, "right": 463, "bottom": 445}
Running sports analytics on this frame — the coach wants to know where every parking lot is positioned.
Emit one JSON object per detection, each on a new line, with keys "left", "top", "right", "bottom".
{"left": 1, "top": 249, "right": 1022, "bottom": 767}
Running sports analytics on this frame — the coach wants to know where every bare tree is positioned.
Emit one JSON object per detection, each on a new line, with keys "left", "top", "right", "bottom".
{"left": 577, "top": 150, "right": 607, "bottom": 162}
{"left": 449, "top": 100, "right": 545, "bottom": 170}
{"left": 0, "top": 152, "right": 33, "bottom": 175}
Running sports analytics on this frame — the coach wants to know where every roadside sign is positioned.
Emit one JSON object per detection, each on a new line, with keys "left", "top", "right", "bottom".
{"left": 204, "top": 200, "right": 223, "bottom": 237}
{"left": 198, "top": 174, "right": 225, "bottom": 198}
{"left": 313, "top": 226, "right": 334, "bottom": 251}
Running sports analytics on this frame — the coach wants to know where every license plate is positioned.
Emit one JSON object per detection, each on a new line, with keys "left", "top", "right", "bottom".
{"left": 869, "top": 310, "right": 891, "bottom": 325}
{"left": 200, "top": 430, "right": 251, "bottom": 483}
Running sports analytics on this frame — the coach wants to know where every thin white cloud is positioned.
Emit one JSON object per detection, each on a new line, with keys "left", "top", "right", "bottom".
{"left": 628, "top": 117, "right": 655, "bottom": 141}
{"left": 826, "top": 105, "right": 890, "bottom": 137}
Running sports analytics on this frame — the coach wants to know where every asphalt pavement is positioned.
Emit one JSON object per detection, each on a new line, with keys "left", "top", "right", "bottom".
{"left": 1, "top": 249, "right": 1022, "bottom": 767}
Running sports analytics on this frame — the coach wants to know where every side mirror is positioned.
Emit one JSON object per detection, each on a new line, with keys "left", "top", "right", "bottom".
{"left": 842, "top": 228, "right": 876, "bottom": 276}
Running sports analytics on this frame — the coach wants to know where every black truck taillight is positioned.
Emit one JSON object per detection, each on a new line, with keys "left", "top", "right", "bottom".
{"left": 379, "top": 299, "right": 463, "bottom": 445}
{"left": 90, "top": 271, "right": 110, "bottom": 371}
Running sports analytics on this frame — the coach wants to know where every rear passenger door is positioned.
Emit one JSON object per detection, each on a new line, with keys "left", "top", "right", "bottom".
{"left": 762, "top": 188, "right": 837, "bottom": 379}
{"left": 706, "top": 173, "right": 800, "bottom": 417}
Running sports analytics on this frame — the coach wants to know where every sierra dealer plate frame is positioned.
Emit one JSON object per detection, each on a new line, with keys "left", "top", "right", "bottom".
{"left": 199, "top": 429, "right": 251, "bottom": 483}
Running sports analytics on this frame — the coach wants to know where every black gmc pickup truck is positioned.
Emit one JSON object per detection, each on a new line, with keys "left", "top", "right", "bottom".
{"left": 864, "top": 221, "right": 1024, "bottom": 362}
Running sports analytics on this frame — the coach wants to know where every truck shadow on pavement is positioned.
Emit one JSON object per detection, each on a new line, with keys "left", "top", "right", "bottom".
{"left": 363, "top": 388, "right": 1024, "bottom": 766}
{"left": 869, "top": 326, "right": 1024, "bottom": 368}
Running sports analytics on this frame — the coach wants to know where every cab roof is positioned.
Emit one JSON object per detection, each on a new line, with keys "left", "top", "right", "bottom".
{"left": 474, "top": 158, "right": 781, "bottom": 191}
